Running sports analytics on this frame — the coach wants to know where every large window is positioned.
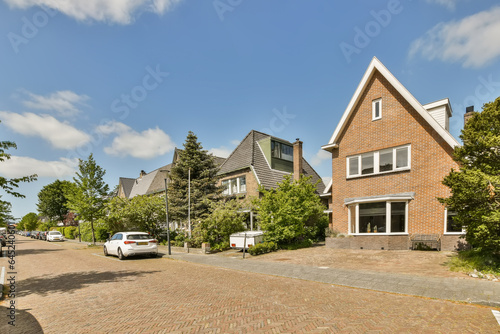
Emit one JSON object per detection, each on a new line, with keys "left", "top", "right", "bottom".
{"left": 222, "top": 176, "right": 247, "bottom": 196}
{"left": 349, "top": 201, "right": 407, "bottom": 234}
{"left": 347, "top": 145, "right": 410, "bottom": 178}
{"left": 271, "top": 141, "right": 293, "bottom": 162}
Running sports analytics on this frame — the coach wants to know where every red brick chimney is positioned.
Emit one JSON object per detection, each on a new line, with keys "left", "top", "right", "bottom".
{"left": 293, "top": 138, "right": 303, "bottom": 181}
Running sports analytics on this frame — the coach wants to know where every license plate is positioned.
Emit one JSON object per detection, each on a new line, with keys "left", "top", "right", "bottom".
{"left": 137, "top": 242, "right": 148, "bottom": 245}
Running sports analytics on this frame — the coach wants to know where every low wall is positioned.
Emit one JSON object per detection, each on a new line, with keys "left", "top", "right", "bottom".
{"left": 441, "top": 235, "right": 469, "bottom": 251}
{"left": 326, "top": 235, "right": 410, "bottom": 250}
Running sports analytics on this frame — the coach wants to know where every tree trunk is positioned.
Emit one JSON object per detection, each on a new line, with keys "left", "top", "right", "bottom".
{"left": 91, "top": 217, "right": 96, "bottom": 245}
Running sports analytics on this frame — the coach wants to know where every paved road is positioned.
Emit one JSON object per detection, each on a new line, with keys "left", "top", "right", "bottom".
{"left": 1, "top": 236, "right": 499, "bottom": 333}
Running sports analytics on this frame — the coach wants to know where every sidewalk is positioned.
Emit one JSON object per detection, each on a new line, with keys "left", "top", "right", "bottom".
{"left": 159, "top": 246, "right": 500, "bottom": 308}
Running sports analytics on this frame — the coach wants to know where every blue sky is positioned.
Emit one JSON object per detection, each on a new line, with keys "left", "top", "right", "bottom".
{"left": 1, "top": 0, "right": 499, "bottom": 220}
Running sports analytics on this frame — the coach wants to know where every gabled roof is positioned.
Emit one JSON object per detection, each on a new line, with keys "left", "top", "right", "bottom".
{"left": 119, "top": 177, "right": 135, "bottom": 198}
{"left": 322, "top": 57, "right": 460, "bottom": 151}
{"left": 128, "top": 165, "right": 170, "bottom": 198}
{"left": 218, "top": 130, "right": 325, "bottom": 193}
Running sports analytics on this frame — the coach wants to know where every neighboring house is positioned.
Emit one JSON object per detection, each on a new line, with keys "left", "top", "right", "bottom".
{"left": 321, "top": 57, "right": 463, "bottom": 251}
{"left": 117, "top": 148, "right": 226, "bottom": 199}
{"left": 217, "top": 130, "right": 326, "bottom": 228}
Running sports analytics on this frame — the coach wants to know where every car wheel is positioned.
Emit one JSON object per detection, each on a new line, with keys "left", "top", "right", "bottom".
{"left": 150, "top": 253, "right": 157, "bottom": 258}
{"left": 117, "top": 248, "right": 125, "bottom": 260}
{"left": 103, "top": 246, "right": 109, "bottom": 256}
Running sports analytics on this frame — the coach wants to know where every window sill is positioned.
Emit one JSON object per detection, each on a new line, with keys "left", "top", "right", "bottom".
{"left": 351, "top": 233, "right": 408, "bottom": 236}
{"left": 347, "top": 167, "right": 410, "bottom": 179}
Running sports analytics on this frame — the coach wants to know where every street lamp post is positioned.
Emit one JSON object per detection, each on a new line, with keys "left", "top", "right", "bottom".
{"left": 161, "top": 170, "right": 171, "bottom": 255}
{"left": 188, "top": 168, "right": 191, "bottom": 238}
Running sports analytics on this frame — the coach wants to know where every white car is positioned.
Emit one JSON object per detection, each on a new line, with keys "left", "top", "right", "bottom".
{"left": 103, "top": 232, "right": 158, "bottom": 260}
{"left": 47, "top": 231, "right": 64, "bottom": 242}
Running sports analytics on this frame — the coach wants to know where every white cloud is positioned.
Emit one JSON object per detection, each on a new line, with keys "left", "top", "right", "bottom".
{"left": 0, "top": 111, "right": 91, "bottom": 149}
{"left": 209, "top": 146, "right": 233, "bottom": 158}
{"left": 22, "top": 90, "right": 89, "bottom": 117}
{"left": 409, "top": 6, "right": 500, "bottom": 68}
{"left": 97, "top": 120, "right": 175, "bottom": 159}
{"left": 310, "top": 149, "right": 331, "bottom": 167}
{"left": 426, "top": 0, "right": 461, "bottom": 10}
{"left": 230, "top": 139, "right": 241, "bottom": 146}
{"left": 0, "top": 156, "right": 78, "bottom": 178}
{"left": 3, "top": 0, "right": 183, "bottom": 24}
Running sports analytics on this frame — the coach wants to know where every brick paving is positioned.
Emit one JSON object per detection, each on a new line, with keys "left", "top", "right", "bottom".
{"left": 0, "top": 236, "right": 499, "bottom": 333}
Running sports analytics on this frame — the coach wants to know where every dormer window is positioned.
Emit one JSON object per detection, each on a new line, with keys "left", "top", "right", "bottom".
{"left": 271, "top": 141, "right": 293, "bottom": 162}
{"left": 372, "top": 98, "right": 382, "bottom": 120}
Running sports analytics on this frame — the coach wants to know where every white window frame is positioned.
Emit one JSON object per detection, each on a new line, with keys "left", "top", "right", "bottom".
{"left": 372, "top": 98, "right": 382, "bottom": 121}
{"left": 348, "top": 200, "right": 408, "bottom": 235}
{"left": 222, "top": 176, "right": 247, "bottom": 195}
{"left": 346, "top": 145, "right": 411, "bottom": 179}
{"left": 443, "top": 208, "right": 465, "bottom": 235}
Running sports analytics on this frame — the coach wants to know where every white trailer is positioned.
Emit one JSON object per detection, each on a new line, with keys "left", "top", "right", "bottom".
{"left": 229, "top": 231, "right": 264, "bottom": 250}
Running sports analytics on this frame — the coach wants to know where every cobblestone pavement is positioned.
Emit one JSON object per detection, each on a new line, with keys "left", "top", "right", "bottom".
{"left": 1, "top": 236, "right": 499, "bottom": 333}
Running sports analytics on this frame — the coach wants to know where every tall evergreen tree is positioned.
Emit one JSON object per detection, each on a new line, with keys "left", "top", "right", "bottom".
{"left": 37, "top": 180, "right": 77, "bottom": 224}
{"left": 168, "top": 131, "right": 221, "bottom": 230}
{"left": 0, "top": 197, "right": 13, "bottom": 227}
{"left": 67, "top": 154, "right": 109, "bottom": 245}
{"left": 440, "top": 97, "right": 500, "bottom": 254}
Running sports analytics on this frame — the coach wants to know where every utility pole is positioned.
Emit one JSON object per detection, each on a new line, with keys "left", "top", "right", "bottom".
{"left": 188, "top": 168, "right": 191, "bottom": 238}
{"left": 160, "top": 170, "right": 171, "bottom": 255}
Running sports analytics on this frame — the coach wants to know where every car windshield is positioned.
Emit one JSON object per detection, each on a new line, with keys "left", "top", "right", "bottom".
{"left": 127, "top": 234, "right": 151, "bottom": 240}
{"left": 49, "top": 231, "right": 62, "bottom": 235}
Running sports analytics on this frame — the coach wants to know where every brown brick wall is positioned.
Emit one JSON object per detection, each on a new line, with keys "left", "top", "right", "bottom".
{"left": 325, "top": 235, "right": 409, "bottom": 250}
{"left": 218, "top": 168, "right": 260, "bottom": 200}
{"left": 330, "top": 71, "right": 459, "bottom": 236}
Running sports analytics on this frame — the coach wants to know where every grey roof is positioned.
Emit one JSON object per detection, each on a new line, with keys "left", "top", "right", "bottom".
{"left": 119, "top": 177, "right": 135, "bottom": 198}
{"left": 218, "top": 130, "right": 325, "bottom": 193}
{"left": 127, "top": 164, "right": 171, "bottom": 198}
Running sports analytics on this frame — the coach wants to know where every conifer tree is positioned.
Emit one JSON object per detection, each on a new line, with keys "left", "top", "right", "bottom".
{"left": 67, "top": 154, "right": 109, "bottom": 245}
{"left": 168, "top": 131, "right": 221, "bottom": 230}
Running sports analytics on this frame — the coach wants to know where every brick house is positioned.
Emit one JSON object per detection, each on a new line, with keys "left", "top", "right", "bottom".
{"left": 218, "top": 130, "right": 325, "bottom": 228}
{"left": 321, "top": 57, "right": 462, "bottom": 251}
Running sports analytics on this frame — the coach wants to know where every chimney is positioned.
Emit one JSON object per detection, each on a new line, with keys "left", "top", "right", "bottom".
{"left": 293, "top": 138, "right": 303, "bottom": 181}
{"left": 139, "top": 170, "right": 147, "bottom": 178}
{"left": 464, "top": 106, "right": 475, "bottom": 126}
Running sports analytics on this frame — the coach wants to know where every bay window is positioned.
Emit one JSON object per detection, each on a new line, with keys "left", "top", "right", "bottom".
{"left": 349, "top": 201, "right": 408, "bottom": 234}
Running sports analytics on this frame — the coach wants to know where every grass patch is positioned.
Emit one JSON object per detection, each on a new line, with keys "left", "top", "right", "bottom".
{"left": 447, "top": 250, "right": 500, "bottom": 276}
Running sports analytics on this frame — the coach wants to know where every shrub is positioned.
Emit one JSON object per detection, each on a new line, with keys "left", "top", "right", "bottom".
{"left": 325, "top": 227, "right": 339, "bottom": 238}
{"left": 95, "top": 227, "right": 109, "bottom": 242}
{"left": 174, "top": 230, "right": 187, "bottom": 247}
{"left": 281, "top": 239, "right": 313, "bottom": 250}
{"left": 64, "top": 226, "right": 76, "bottom": 239}
{"left": 248, "top": 242, "right": 278, "bottom": 256}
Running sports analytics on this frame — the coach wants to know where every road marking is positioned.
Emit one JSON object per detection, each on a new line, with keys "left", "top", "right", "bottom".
{"left": 318, "top": 267, "right": 329, "bottom": 269}
{"left": 493, "top": 310, "right": 500, "bottom": 326}
{"left": 0, "top": 266, "right": 5, "bottom": 285}
{"left": 92, "top": 253, "right": 121, "bottom": 262}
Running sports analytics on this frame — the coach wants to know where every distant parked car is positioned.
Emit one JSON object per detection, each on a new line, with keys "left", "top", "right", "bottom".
{"left": 0, "top": 234, "right": 6, "bottom": 247}
{"left": 40, "top": 231, "right": 48, "bottom": 241}
{"left": 103, "top": 232, "right": 158, "bottom": 260}
{"left": 31, "top": 231, "right": 39, "bottom": 239}
{"left": 26, "top": 231, "right": 31, "bottom": 237}
{"left": 47, "top": 231, "right": 64, "bottom": 242}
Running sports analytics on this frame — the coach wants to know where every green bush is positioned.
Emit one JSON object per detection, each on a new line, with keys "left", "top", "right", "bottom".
{"left": 174, "top": 230, "right": 187, "bottom": 247}
{"left": 281, "top": 239, "right": 313, "bottom": 250}
{"left": 211, "top": 241, "right": 230, "bottom": 252}
{"left": 95, "top": 227, "right": 109, "bottom": 242}
{"left": 248, "top": 241, "right": 278, "bottom": 256}
{"left": 64, "top": 226, "right": 76, "bottom": 239}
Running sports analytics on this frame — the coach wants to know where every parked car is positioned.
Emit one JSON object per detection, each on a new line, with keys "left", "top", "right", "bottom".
{"left": 26, "top": 231, "right": 31, "bottom": 237}
{"left": 0, "top": 234, "right": 6, "bottom": 247}
{"left": 103, "top": 232, "right": 158, "bottom": 260}
{"left": 47, "top": 231, "right": 64, "bottom": 242}
{"left": 31, "top": 231, "right": 39, "bottom": 239}
{"left": 40, "top": 231, "right": 48, "bottom": 241}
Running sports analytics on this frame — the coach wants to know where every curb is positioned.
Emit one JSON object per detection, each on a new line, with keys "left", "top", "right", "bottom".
{"left": 0, "top": 266, "right": 4, "bottom": 299}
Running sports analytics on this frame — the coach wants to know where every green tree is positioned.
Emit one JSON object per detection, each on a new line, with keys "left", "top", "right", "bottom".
{"left": 193, "top": 199, "right": 247, "bottom": 250}
{"left": 256, "top": 175, "right": 328, "bottom": 246}
{"left": 67, "top": 154, "right": 109, "bottom": 245}
{"left": 105, "top": 195, "right": 165, "bottom": 237}
{"left": 0, "top": 120, "right": 37, "bottom": 210}
{"left": 37, "top": 180, "right": 77, "bottom": 224}
{"left": 20, "top": 212, "right": 39, "bottom": 231}
{"left": 168, "top": 131, "right": 221, "bottom": 229}
{"left": 0, "top": 197, "right": 13, "bottom": 227}
{"left": 440, "top": 97, "right": 500, "bottom": 254}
